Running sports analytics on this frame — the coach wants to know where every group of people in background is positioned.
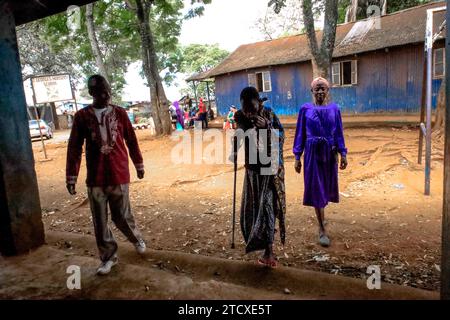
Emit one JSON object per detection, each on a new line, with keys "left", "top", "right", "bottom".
{"left": 170, "top": 96, "right": 210, "bottom": 130}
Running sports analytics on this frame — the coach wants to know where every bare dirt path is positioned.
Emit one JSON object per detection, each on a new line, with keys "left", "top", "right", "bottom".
{"left": 33, "top": 126, "right": 444, "bottom": 291}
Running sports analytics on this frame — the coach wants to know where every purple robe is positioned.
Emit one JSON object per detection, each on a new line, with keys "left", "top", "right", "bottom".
{"left": 293, "top": 102, "right": 347, "bottom": 208}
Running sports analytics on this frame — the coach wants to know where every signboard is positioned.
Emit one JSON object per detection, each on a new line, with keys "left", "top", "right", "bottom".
{"left": 31, "top": 74, "right": 74, "bottom": 104}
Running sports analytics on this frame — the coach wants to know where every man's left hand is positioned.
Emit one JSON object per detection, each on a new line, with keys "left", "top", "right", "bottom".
{"left": 137, "top": 169, "right": 145, "bottom": 179}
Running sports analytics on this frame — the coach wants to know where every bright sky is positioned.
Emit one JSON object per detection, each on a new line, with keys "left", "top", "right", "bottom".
{"left": 121, "top": 0, "right": 271, "bottom": 102}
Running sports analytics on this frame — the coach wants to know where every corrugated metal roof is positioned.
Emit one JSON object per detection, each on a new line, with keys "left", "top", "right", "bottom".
{"left": 185, "top": 72, "right": 205, "bottom": 82}
{"left": 188, "top": 1, "right": 446, "bottom": 81}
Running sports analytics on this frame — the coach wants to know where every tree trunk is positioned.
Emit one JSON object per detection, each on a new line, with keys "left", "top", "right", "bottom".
{"left": 345, "top": 0, "right": 358, "bottom": 23}
{"left": 434, "top": 79, "right": 445, "bottom": 131}
{"left": 382, "top": 0, "right": 387, "bottom": 16}
{"left": 134, "top": 0, "right": 172, "bottom": 136}
{"left": 302, "top": 0, "right": 338, "bottom": 81}
{"left": 311, "top": 57, "right": 329, "bottom": 79}
{"left": 85, "top": 3, "right": 109, "bottom": 83}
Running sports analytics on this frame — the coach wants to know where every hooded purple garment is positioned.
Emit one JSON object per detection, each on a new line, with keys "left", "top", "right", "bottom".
{"left": 293, "top": 102, "right": 347, "bottom": 209}
{"left": 173, "top": 101, "right": 184, "bottom": 129}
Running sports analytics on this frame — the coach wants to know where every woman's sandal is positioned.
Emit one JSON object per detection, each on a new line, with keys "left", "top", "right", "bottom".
{"left": 319, "top": 234, "right": 331, "bottom": 247}
{"left": 257, "top": 257, "right": 278, "bottom": 268}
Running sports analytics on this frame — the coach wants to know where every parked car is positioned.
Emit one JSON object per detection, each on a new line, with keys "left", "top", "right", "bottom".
{"left": 29, "top": 120, "right": 53, "bottom": 140}
{"left": 132, "top": 123, "right": 149, "bottom": 130}
{"left": 132, "top": 117, "right": 152, "bottom": 130}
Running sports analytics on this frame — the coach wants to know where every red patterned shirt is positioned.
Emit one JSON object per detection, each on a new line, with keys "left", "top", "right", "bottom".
{"left": 66, "top": 104, "right": 144, "bottom": 187}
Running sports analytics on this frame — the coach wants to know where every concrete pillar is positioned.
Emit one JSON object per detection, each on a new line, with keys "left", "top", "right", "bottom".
{"left": 0, "top": 1, "right": 45, "bottom": 256}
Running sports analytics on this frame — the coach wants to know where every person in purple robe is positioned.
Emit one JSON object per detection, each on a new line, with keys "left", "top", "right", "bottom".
{"left": 293, "top": 77, "right": 348, "bottom": 247}
{"left": 173, "top": 100, "right": 184, "bottom": 130}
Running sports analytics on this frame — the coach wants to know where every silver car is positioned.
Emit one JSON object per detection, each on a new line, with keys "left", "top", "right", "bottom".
{"left": 29, "top": 120, "right": 53, "bottom": 140}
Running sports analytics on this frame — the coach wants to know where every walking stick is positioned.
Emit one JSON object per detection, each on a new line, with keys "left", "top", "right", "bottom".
{"left": 231, "top": 135, "right": 238, "bottom": 249}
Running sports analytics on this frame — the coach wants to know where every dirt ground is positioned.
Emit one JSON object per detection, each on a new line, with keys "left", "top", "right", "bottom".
{"left": 32, "top": 124, "right": 445, "bottom": 292}
{"left": 0, "top": 231, "right": 437, "bottom": 300}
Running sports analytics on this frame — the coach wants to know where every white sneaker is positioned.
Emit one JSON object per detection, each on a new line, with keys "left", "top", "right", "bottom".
{"left": 134, "top": 239, "right": 146, "bottom": 254}
{"left": 96, "top": 257, "right": 118, "bottom": 275}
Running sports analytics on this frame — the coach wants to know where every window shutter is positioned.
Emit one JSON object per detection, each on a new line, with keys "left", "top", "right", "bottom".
{"left": 331, "top": 62, "right": 341, "bottom": 86}
{"left": 434, "top": 48, "right": 445, "bottom": 78}
{"left": 351, "top": 60, "right": 358, "bottom": 85}
{"left": 263, "top": 71, "right": 272, "bottom": 92}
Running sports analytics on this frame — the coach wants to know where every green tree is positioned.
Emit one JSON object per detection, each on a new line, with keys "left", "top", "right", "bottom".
{"left": 338, "top": 0, "right": 351, "bottom": 23}
{"left": 256, "top": 0, "right": 304, "bottom": 40}
{"left": 17, "top": 21, "right": 79, "bottom": 81}
{"left": 180, "top": 43, "right": 229, "bottom": 100}
{"left": 17, "top": 21, "right": 81, "bottom": 130}
{"left": 86, "top": 3, "right": 110, "bottom": 84}
{"left": 339, "top": 0, "right": 432, "bottom": 23}
{"left": 126, "top": 0, "right": 211, "bottom": 135}
{"left": 181, "top": 43, "right": 229, "bottom": 74}
{"left": 269, "top": 0, "right": 338, "bottom": 79}
{"left": 27, "top": 0, "right": 212, "bottom": 134}
{"left": 42, "top": 1, "right": 140, "bottom": 102}
{"left": 386, "top": 0, "right": 431, "bottom": 14}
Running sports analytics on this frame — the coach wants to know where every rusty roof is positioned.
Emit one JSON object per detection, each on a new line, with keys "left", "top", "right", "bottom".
{"left": 188, "top": 1, "right": 446, "bottom": 81}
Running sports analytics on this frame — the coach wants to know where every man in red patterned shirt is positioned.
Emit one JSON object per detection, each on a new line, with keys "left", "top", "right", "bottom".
{"left": 66, "top": 75, "right": 146, "bottom": 275}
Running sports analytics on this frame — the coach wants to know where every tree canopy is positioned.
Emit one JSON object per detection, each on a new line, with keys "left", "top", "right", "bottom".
{"left": 181, "top": 43, "right": 229, "bottom": 74}
{"left": 179, "top": 43, "right": 229, "bottom": 101}
{"left": 338, "top": 0, "right": 432, "bottom": 23}
{"left": 28, "top": 0, "right": 207, "bottom": 103}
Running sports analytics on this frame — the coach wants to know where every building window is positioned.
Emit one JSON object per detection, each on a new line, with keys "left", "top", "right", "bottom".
{"left": 434, "top": 48, "right": 445, "bottom": 78}
{"left": 248, "top": 73, "right": 256, "bottom": 88}
{"left": 262, "top": 71, "right": 272, "bottom": 92}
{"left": 331, "top": 60, "right": 357, "bottom": 86}
{"left": 331, "top": 63, "right": 340, "bottom": 86}
{"left": 248, "top": 71, "right": 272, "bottom": 92}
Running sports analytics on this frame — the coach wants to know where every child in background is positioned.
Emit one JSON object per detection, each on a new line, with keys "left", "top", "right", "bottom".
{"left": 223, "top": 105, "right": 237, "bottom": 130}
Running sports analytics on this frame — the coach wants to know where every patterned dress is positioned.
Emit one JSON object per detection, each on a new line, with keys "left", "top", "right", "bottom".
{"left": 234, "top": 107, "right": 286, "bottom": 254}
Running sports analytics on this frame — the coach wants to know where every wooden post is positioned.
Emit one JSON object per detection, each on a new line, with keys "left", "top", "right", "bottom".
{"left": 30, "top": 79, "right": 48, "bottom": 159}
{"left": 441, "top": 0, "right": 450, "bottom": 300}
{"left": 26, "top": 105, "right": 33, "bottom": 120}
{"left": 50, "top": 102, "right": 60, "bottom": 130}
{"left": 206, "top": 80, "right": 212, "bottom": 112}
{"left": 193, "top": 81, "right": 198, "bottom": 108}
{"left": 32, "top": 104, "right": 48, "bottom": 159}
{"left": 206, "top": 81, "right": 211, "bottom": 105}
{"left": 70, "top": 74, "right": 79, "bottom": 112}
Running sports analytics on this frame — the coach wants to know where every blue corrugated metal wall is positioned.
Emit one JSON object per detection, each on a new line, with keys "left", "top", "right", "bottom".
{"left": 215, "top": 64, "right": 312, "bottom": 116}
{"left": 214, "top": 43, "right": 443, "bottom": 116}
